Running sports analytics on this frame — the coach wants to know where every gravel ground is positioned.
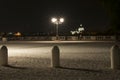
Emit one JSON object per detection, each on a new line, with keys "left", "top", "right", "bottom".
{"left": 0, "top": 41, "right": 120, "bottom": 80}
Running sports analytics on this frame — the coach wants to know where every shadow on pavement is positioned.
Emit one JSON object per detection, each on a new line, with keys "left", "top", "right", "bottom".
{"left": 4, "top": 65, "right": 27, "bottom": 70}
{"left": 59, "top": 66, "right": 102, "bottom": 72}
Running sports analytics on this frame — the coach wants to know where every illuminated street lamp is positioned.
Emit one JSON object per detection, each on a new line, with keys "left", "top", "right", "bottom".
{"left": 78, "top": 24, "right": 85, "bottom": 39}
{"left": 51, "top": 17, "right": 64, "bottom": 40}
{"left": 78, "top": 24, "right": 84, "bottom": 32}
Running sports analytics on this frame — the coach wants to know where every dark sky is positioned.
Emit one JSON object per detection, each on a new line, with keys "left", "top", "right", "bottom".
{"left": 0, "top": 0, "right": 109, "bottom": 33}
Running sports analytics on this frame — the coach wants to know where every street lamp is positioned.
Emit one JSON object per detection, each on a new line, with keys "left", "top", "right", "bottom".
{"left": 51, "top": 17, "right": 64, "bottom": 40}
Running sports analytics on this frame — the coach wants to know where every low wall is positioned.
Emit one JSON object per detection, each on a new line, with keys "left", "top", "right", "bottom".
{"left": 0, "top": 36, "right": 119, "bottom": 41}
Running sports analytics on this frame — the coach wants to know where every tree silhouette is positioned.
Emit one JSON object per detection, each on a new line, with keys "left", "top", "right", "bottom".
{"left": 100, "top": 0, "right": 120, "bottom": 40}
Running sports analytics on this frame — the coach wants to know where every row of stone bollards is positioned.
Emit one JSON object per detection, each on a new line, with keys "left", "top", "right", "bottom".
{"left": 0, "top": 45, "right": 120, "bottom": 69}
{"left": 52, "top": 45, "right": 120, "bottom": 69}
{"left": 0, "top": 45, "right": 60, "bottom": 68}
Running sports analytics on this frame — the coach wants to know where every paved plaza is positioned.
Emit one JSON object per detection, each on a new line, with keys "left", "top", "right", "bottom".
{"left": 0, "top": 41, "right": 120, "bottom": 80}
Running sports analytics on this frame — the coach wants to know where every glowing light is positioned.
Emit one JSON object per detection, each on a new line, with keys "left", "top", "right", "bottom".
{"left": 51, "top": 18, "right": 57, "bottom": 23}
{"left": 51, "top": 17, "right": 64, "bottom": 24}
{"left": 80, "top": 24, "right": 82, "bottom": 27}
{"left": 70, "top": 24, "right": 85, "bottom": 35}
{"left": 59, "top": 18, "right": 64, "bottom": 23}
{"left": 71, "top": 31, "right": 76, "bottom": 35}
{"left": 14, "top": 32, "right": 21, "bottom": 37}
{"left": 78, "top": 27, "right": 84, "bottom": 32}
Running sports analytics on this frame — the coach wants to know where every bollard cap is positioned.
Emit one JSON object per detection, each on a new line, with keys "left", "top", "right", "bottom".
{"left": 1, "top": 45, "right": 8, "bottom": 50}
{"left": 111, "top": 45, "right": 120, "bottom": 52}
{"left": 111, "top": 45, "right": 119, "bottom": 49}
{"left": 52, "top": 45, "right": 60, "bottom": 53}
{"left": 0, "top": 45, "right": 8, "bottom": 53}
{"left": 53, "top": 46, "right": 59, "bottom": 49}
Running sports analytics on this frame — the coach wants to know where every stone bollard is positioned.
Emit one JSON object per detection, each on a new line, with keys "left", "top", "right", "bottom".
{"left": 111, "top": 45, "right": 120, "bottom": 69}
{"left": 0, "top": 46, "right": 8, "bottom": 66}
{"left": 51, "top": 46, "right": 60, "bottom": 68}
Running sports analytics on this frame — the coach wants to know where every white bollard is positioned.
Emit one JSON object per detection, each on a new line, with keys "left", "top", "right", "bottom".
{"left": 0, "top": 46, "right": 8, "bottom": 66}
{"left": 51, "top": 46, "right": 60, "bottom": 68}
{"left": 111, "top": 45, "right": 120, "bottom": 69}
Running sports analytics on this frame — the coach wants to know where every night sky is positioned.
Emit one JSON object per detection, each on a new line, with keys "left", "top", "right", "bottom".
{"left": 0, "top": 0, "right": 109, "bottom": 33}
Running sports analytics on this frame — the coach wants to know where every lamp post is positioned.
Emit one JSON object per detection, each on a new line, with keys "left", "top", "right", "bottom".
{"left": 51, "top": 17, "right": 64, "bottom": 40}
{"left": 78, "top": 24, "right": 84, "bottom": 39}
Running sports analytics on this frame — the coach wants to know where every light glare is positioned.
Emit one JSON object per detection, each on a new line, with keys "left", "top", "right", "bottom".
{"left": 51, "top": 18, "right": 57, "bottom": 23}
{"left": 60, "top": 18, "right": 64, "bottom": 22}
